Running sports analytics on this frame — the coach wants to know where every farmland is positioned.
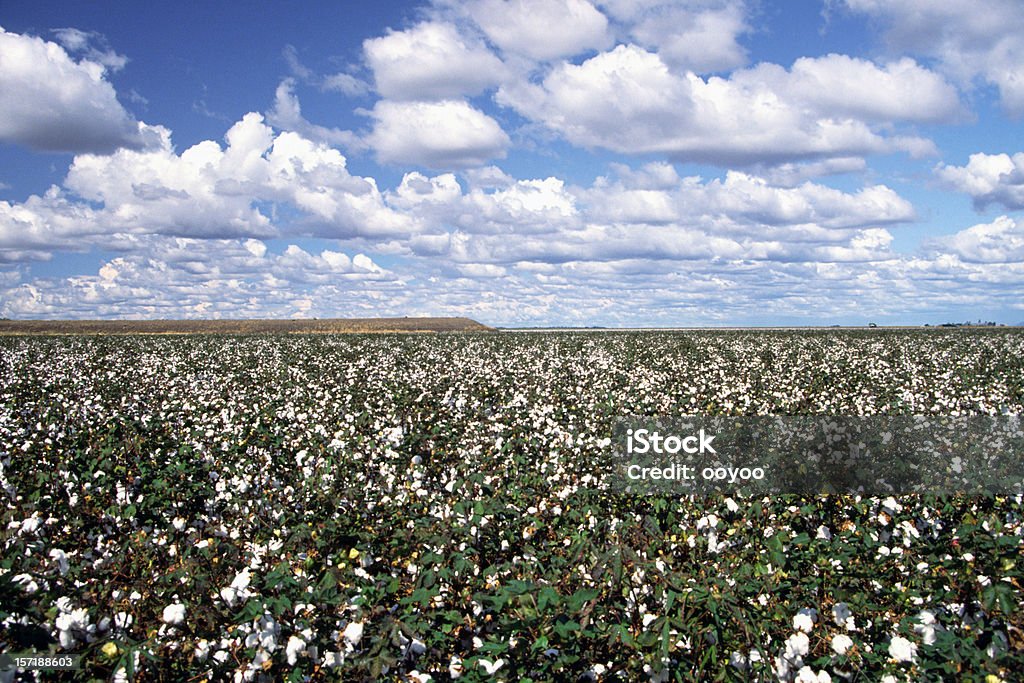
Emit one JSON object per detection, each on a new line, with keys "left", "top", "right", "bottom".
{"left": 1, "top": 330, "right": 1023, "bottom": 681}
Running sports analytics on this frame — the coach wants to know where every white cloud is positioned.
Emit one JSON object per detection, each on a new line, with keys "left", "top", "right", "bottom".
{"left": 936, "top": 215, "right": 1024, "bottom": 263}
{"left": 0, "top": 113, "right": 416, "bottom": 260}
{"left": 497, "top": 45, "right": 942, "bottom": 165}
{"left": 755, "top": 157, "right": 867, "bottom": 186}
{"left": 469, "top": 0, "right": 612, "bottom": 61}
{"left": 283, "top": 44, "right": 370, "bottom": 97}
{"left": 389, "top": 172, "right": 580, "bottom": 235}
{"left": 614, "top": 0, "right": 750, "bottom": 72}
{"left": 702, "top": 172, "right": 915, "bottom": 229}
{"left": 266, "top": 79, "right": 360, "bottom": 148}
{"left": 843, "top": 0, "right": 1024, "bottom": 115}
{"left": 605, "top": 161, "right": 682, "bottom": 189}
{"left": 366, "top": 99, "right": 510, "bottom": 169}
{"left": 391, "top": 172, "right": 465, "bottom": 209}
{"left": 0, "top": 237, "right": 395, "bottom": 319}
{"left": 935, "top": 152, "right": 1024, "bottom": 210}
{"left": 51, "top": 27, "right": 128, "bottom": 71}
{"left": 0, "top": 27, "right": 146, "bottom": 153}
{"left": 467, "top": 177, "right": 580, "bottom": 232}
{"left": 737, "top": 54, "right": 962, "bottom": 124}
{"left": 0, "top": 187, "right": 104, "bottom": 258}
{"left": 323, "top": 72, "right": 372, "bottom": 97}
{"left": 364, "top": 22, "right": 507, "bottom": 99}
{"left": 385, "top": 167, "right": 914, "bottom": 269}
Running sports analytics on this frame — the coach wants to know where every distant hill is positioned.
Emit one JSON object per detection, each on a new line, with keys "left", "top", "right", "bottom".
{"left": 0, "top": 317, "right": 494, "bottom": 335}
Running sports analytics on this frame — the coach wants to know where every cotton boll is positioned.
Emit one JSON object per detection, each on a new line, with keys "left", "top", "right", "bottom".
{"left": 888, "top": 635, "right": 917, "bottom": 663}
{"left": 286, "top": 635, "right": 306, "bottom": 665}
{"left": 161, "top": 603, "right": 186, "bottom": 625}
{"left": 831, "top": 633, "right": 853, "bottom": 655}
{"left": 343, "top": 621, "right": 364, "bottom": 646}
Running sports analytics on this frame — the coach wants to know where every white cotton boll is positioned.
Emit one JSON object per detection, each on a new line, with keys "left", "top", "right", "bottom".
{"left": 12, "top": 573, "right": 38, "bottom": 594}
{"left": 793, "top": 611, "right": 816, "bottom": 633}
{"left": 343, "top": 621, "right": 364, "bottom": 646}
{"left": 449, "top": 655, "right": 464, "bottom": 678}
{"left": 478, "top": 658, "right": 504, "bottom": 676}
{"left": 888, "top": 635, "right": 917, "bottom": 663}
{"left": 784, "top": 632, "right": 810, "bottom": 659}
{"left": 20, "top": 516, "right": 41, "bottom": 534}
{"left": 161, "top": 603, "right": 186, "bottom": 625}
{"left": 832, "top": 602, "right": 855, "bottom": 630}
{"left": 172, "top": 517, "right": 186, "bottom": 531}
{"left": 286, "top": 635, "right": 306, "bottom": 665}
{"left": 831, "top": 633, "right": 853, "bottom": 655}
{"left": 796, "top": 666, "right": 832, "bottom": 683}
{"left": 220, "top": 567, "right": 253, "bottom": 606}
{"left": 913, "top": 609, "right": 942, "bottom": 645}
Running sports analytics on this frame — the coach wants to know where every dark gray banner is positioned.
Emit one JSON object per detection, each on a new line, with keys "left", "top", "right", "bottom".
{"left": 608, "top": 416, "right": 1024, "bottom": 495}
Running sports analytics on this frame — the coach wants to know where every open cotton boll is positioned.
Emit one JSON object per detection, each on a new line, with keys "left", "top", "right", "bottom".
{"left": 286, "top": 635, "right": 306, "bottom": 665}
{"left": 830, "top": 633, "right": 853, "bottom": 655}
{"left": 888, "top": 635, "right": 917, "bottom": 663}
{"left": 343, "top": 621, "right": 364, "bottom": 646}
{"left": 161, "top": 603, "right": 186, "bottom": 625}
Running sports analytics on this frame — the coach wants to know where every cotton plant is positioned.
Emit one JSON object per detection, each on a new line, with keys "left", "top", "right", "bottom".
{"left": 0, "top": 331, "right": 1021, "bottom": 679}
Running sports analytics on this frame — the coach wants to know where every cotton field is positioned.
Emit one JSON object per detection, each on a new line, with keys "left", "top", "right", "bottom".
{"left": 1, "top": 330, "right": 1022, "bottom": 681}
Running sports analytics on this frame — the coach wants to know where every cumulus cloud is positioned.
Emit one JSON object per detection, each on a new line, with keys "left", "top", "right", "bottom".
{"left": 701, "top": 172, "right": 915, "bottom": 229}
{"left": 366, "top": 99, "right": 510, "bottom": 168}
{"left": 497, "top": 45, "right": 943, "bottom": 165}
{"left": 936, "top": 215, "right": 1024, "bottom": 263}
{"left": 736, "top": 54, "right": 962, "bottom": 124}
{"left": 0, "top": 113, "right": 417, "bottom": 260}
{"left": 842, "top": 0, "right": 1024, "bottom": 115}
{"left": 607, "top": 0, "right": 750, "bottom": 72}
{"left": 380, "top": 166, "right": 915, "bottom": 271}
{"left": 364, "top": 21, "right": 507, "bottom": 99}
{"left": 6, "top": 242, "right": 1021, "bottom": 325}
{"left": 0, "top": 27, "right": 146, "bottom": 153}
{"left": 935, "top": 152, "right": 1024, "bottom": 210}
{"left": 468, "top": 0, "right": 612, "bottom": 61}
{"left": 0, "top": 237, "right": 394, "bottom": 319}
{"left": 0, "top": 188, "right": 105, "bottom": 260}
{"left": 389, "top": 172, "right": 581, "bottom": 235}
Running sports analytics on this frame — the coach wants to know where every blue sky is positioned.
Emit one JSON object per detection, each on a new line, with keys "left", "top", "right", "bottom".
{"left": 1, "top": 0, "right": 1023, "bottom": 326}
